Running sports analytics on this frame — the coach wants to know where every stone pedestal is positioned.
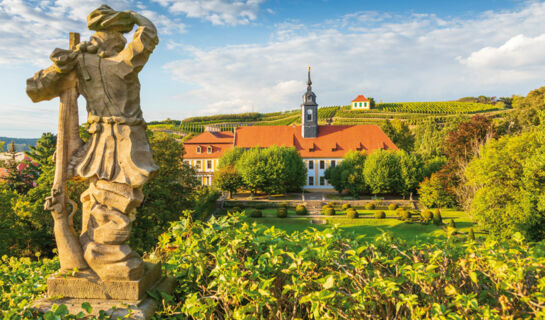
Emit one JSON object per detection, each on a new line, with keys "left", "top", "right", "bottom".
{"left": 34, "top": 262, "right": 174, "bottom": 320}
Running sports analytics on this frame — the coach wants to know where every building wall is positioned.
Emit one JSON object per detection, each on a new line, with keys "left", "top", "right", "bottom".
{"left": 352, "top": 101, "right": 369, "bottom": 109}
{"left": 302, "top": 158, "right": 342, "bottom": 190}
{"left": 184, "top": 158, "right": 219, "bottom": 186}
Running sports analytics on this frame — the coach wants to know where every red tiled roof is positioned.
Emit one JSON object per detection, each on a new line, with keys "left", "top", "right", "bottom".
{"left": 184, "top": 131, "right": 234, "bottom": 158}
{"left": 235, "top": 125, "right": 397, "bottom": 158}
{"left": 352, "top": 95, "right": 369, "bottom": 102}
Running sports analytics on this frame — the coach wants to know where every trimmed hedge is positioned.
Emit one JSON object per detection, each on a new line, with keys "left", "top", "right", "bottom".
{"left": 364, "top": 202, "right": 376, "bottom": 210}
{"left": 249, "top": 209, "right": 263, "bottom": 218}
{"left": 324, "top": 207, "right": 336, "bottom": 216}
{"left": 277, "top": 207, "right": 288, "bottom": 218}
{"left": 346, "top": 208, "right": 358, "bottom": 219}
{"left": 388, "top": 203, "right": 398, "bottom": 211}
{"left": 375, "top": 210, "right": 386, "bottom": 219}
{"left": 342, "top": 203, "right": 352, "bottom": 210}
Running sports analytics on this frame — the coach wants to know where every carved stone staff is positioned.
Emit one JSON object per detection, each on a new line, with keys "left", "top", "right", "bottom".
{"left": 43, "top": 32, "right": 88, "bottom": 271}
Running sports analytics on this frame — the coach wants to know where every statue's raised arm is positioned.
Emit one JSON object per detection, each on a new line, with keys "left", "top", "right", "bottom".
{"left": 120, "top": 11, "right": 159, "bottom": 72}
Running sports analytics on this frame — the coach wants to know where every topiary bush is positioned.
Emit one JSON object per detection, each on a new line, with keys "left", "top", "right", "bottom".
{"left": 421, "top": 210, "right": 433, "bottom": 221}
{"left": 449, "top": 219, "right": 456, "bottom": 228}
{"left": 388, "top": 203, "right": 398, "bottom": 211}
{"left": 249, "top": 209, "right": 263, "bottom": 218}
{"left": 433, "top": 209, "right": 443, "bottom": 225}
{"left": 364, "top": 202, "right": 376, "bottom": 210}
{"left": 277, "top": 206, "right": 288, "bottom": 218}
{"left": 322, "top": 204, "right": 332, "bottom": 212}
{"left": 398, "top": 209, "right": 411, "bottom": 221}
{"left": 346, "top": 208, "right": 358, "bottom": 219}
{"left": 342, "top": 203, "right": 352, "bottom": 210}
{"left": 324, "top": 207, "right": 336, "bottom": 216}
{"left": 295, "top": 205, "right": 308, "bottom": 215}
{"left": 375, "top": 210, "right": 386, "bottom": 219}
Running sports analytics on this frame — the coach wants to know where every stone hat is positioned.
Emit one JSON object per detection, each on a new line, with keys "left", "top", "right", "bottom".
{"left": 87, "top": 4, "right": 134, "bottom": 33}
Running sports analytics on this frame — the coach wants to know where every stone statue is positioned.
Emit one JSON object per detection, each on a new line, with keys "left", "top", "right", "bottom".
{"left": 26, "top": 5, "right": 158, "bottom": 282}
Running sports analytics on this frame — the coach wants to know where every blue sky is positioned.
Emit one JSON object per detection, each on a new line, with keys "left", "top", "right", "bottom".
{"left": 1, "top": 0, "right": 545, "bottom": 137}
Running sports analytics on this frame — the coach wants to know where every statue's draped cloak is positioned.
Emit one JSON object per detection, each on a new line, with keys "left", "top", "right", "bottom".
{"left": 26, "top": 26, "right": 159, "bottom": 188}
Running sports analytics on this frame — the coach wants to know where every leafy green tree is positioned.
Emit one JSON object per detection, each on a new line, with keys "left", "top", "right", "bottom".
{"left": 131, "top": 132, "right": 199, "bottom": 253}
{"left": 418, "top": 173, "right": 455, "bottom": 208}
{"left": 218, "top": 147, "right": 246, "bottom": 169}
{"left": 466, "top": 125, "right": 545, "bottom": 240}
{"left": 363, "top": 150, "right": 402, "bottom": 195}
{"left": 237, "top": 146, "right": 306, "bottom": 194}
{"left": 0, "top": 141, "right": 4, "bottom": 152}
{"left": 509, "top": 87, "right": 545, "bottom": 130}
{"left": 214, "top": 165, "right": 243, "bottom": 198}
{"left": 324, "top": 151, "right": 366, "bottom": 197}
{"left": 381, "top": 120, "right": 415, "bottom": 152}
{"left": 26, "top": 133, "right": 56, "bottom": 167}
{"left": 398, "top": 151, "right": 424, "bottom": 198}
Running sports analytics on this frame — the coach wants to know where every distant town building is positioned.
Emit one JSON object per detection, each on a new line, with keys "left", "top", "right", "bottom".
{"left": 184, "top": 70, "right": 397, "bottom": 190}
{"left": 351, "top": 95, "right": 370, "bottom": 110}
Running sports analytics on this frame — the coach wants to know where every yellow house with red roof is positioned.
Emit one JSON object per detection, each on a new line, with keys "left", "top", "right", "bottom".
{"left": 184, "top": 70, "right": 397, "bottom": 189}
{"left": 351, "top": 95, "right": 370, "bottom": 109}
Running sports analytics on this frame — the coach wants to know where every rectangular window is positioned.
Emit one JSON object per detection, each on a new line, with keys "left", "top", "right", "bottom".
{"left": 196, "top": 160, "right": 202, "bottom": 170}
{"left": 320, "top": 176, "right": 325, "bottom": 186}
{"left": 308, "top": 160, "right": 314, "bottom": 170}
{"left": 207, "top": 160, "right": 212, "bottom": 169}
{"left": 330, "top": 160, "right": 336, "bottom": 168}
{"left": 319, "top": 160, "right": 325, "bottom": 169}
{"left": 308, "top": 176, "right": 314, "bottom": 186}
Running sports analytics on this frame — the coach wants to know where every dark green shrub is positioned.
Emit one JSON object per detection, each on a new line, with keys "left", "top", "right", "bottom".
{"left": 277, "top": 206, "right": 288, "bottom": 218}
{"left": 295, "top": 205, "right": 308, "bottom": 215}
{"left": 249, "top": 209, "right": 263, "bottom": 218}
{"left": 228, "top": 206, "right": 243, "bottom": 213}
{"left": 375, "top": 210, "right": 386, "bottom": 219}
{"left": 388, "top": 203, "right": 398, "bottom": 211}
{"left": 421, "top": 210, "right": 433, "bottom": 220}
{"left": 364, "top": 202, "right": 376, "bottom": 210}
{"left": 346, "top": 208, "right": 358, "bottom": 219}
{"left": 433, "top": 209, "right": 443, "bottom": 225}
{"left": 322, "top": 204, "right": 332, "bottom": 211}
{"left": 324, "top": 207, "right": 336, "bottom": 216}
{"left": 255, "top": 203, "right": 267, "bottom": 210}
{"left": 342, "top": 203, "right": 352, "bottom": 210}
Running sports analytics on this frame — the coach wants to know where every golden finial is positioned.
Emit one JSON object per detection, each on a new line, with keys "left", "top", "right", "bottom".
{"left": 308, "top": 65, "right": 311, "bottom": 71}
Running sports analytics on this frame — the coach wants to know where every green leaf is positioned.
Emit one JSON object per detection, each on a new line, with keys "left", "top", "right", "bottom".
{"left": 81, "top": 302, "right": 93, "bottom": 314}
{"left": 323, "top": 275, "right": 335, "bottom": 290}
{"left": 469, "top": 271, "right": 478, "bottom": 284}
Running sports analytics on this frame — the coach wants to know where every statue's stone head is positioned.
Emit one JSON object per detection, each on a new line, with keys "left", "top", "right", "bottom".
{"left": 85, "top": 5, "right": 134, "bottom": 57}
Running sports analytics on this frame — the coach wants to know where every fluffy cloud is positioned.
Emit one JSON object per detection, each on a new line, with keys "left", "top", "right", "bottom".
{"left": 152, "top": 0, "right": 264, "bottom": 25}
{"left": 164, "top": 2, "right": 545, "bottom": 116}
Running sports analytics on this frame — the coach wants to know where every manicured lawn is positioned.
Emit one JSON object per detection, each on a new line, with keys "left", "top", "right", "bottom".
{"left": 245, "top": 209, "right": 477, "bottom": 243}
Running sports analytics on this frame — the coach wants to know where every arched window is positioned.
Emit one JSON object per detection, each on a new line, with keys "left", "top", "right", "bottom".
{"left": 307, "top": 109, "right": 312, "bottom": 121}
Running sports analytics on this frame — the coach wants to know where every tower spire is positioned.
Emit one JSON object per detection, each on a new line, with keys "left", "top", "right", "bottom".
{"left": 307, "top": 65, "right": 312, "bottom": 87}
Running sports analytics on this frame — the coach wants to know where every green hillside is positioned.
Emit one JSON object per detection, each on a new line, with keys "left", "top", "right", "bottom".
{"left": 148, "top": 101, "right": 509, "bottom": 135}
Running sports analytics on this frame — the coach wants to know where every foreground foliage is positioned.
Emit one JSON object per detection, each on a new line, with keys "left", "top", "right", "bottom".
{"left": 156, "top": 213, "right": 545, "bottom": 319}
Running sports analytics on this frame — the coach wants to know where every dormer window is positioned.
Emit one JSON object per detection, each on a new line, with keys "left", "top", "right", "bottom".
{"left": 307, "top": 109, "right": 312, "bottom": 121}
{"left": 196, "top": 146, "right": 202, "bottom": 153}
{"left": 207, "top": 146, "right": 212, "bottom": 154}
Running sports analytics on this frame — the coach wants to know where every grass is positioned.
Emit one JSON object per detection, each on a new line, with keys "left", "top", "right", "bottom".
{"left": 244, "top": 208, "right": 476, "bottom": 243}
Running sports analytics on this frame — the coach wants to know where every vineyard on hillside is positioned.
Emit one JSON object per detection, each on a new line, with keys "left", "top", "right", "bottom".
{"left": 148, "top": 101, "right": 506, "bottom": 135}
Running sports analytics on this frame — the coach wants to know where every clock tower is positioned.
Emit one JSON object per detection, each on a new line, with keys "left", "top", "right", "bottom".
{"left": 301, "top": 66, "right": 318, "bottom": 138}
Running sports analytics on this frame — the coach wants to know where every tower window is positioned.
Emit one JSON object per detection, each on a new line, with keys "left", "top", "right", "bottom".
{"left": 307, "top": 109, "right": 312, "bottom": 121}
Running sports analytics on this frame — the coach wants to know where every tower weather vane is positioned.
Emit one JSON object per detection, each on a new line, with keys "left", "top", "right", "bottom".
{"left": 26, "top": 5, "right": 159, "bottom": 282}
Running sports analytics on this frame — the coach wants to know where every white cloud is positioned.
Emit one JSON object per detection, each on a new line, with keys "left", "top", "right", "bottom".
{"left": 461, "top": 34, "right": 545, "bottom": 69}
{"left": 152, "top": 0, "right": 264, "bottom": 25}
{"left": 0, "top": 0, "right": 183, "bottom": 65}
{"left": 164, "top": 1, "right": 545, "bottom": 115}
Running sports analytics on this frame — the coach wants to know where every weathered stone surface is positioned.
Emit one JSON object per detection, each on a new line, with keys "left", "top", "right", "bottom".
{"left": 47, "top": 262, "right": 161, "bottom": 301}
{"left": 35, "top": 276, "right": 175, "bottom": 320}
